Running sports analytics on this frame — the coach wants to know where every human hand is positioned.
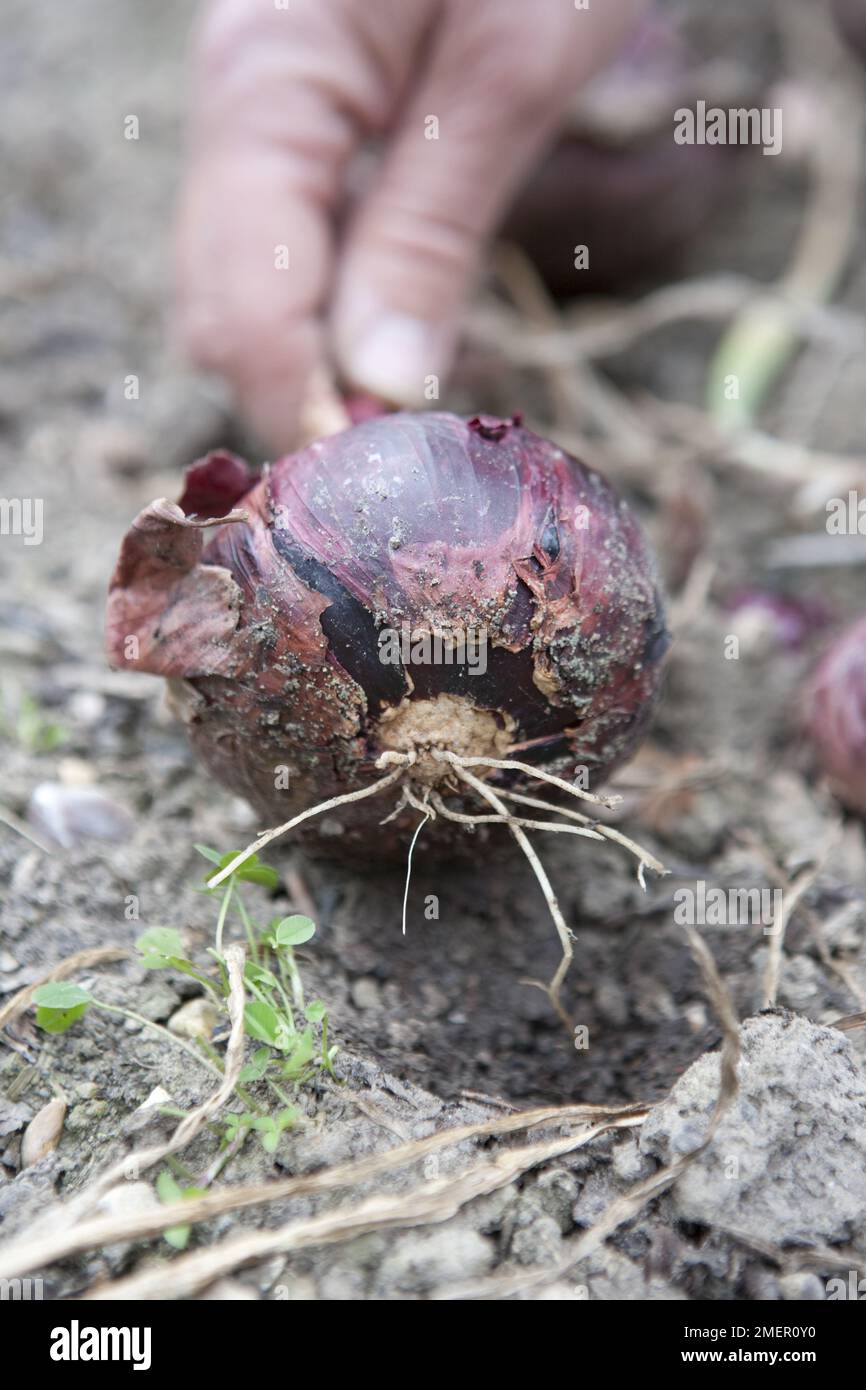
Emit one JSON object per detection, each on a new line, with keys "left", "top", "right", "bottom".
{"left": 176, "top": 0, "right": 643, "bottom": 451}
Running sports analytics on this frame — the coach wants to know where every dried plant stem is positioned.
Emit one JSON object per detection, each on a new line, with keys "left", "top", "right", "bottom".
{"left": 471, "top": 273, "right": 864, "bottom": 369}
{"left": 447, "top": 761, "right": 575, "bottom": 1027}
{"left": 37, "top": 947, "right": 246, "bottom": 1238}
{"left": 206, "top": 765, "right": 410, "bottom": 890}
{"left": 86, "top": 1119, "right": 635, "bottom": 1301}
{"left": 0, "top": 1100, "right": 647, "bottom": 1282}
{"left": 762, "top": 861, "right": 820, "bottom": 1009}
{"left": 832, "top": 1011, "right": 866, "bottom": 1034}
{"left": 0, "top": 803, "right": 54, "bottom": 853}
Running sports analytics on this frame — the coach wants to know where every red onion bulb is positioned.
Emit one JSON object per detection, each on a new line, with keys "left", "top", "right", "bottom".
{"left": 808, "top": 615, "right": 866, "bottom": 817}
{"left": 107, "top": 412, "right": 668, "bottom": 861}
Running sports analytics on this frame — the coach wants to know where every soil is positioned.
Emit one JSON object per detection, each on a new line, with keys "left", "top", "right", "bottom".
{"left": 1, "top": 0, "right": 866, "bottom": 1301}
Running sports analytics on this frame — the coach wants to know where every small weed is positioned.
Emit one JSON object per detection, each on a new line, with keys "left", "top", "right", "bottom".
{"left": 0, "top": 689, "right": 68, "bottom": 754}
{"left": 32, "top": 843, "right": 338, "bottom": 1168}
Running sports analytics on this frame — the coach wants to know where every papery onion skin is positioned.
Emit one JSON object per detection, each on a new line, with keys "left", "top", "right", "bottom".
{"left": 107, "top": 413, "right": 669, "bottom": 860}
{"left": 808, "top": 615, "right": 866, "bottom": 817}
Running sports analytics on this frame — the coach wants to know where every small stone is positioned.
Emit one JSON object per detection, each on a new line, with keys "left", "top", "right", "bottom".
{"left": 168, "top": 998, "right": 218, "bottom": 1041}
{"left": 21, "top": 1097, "right": 66, "bottom": 1168}
{"left": 510, "top": 1214, "right": 563, "bottom": 1266}
{"left": 0, "top": 951, "right": 19, "bottom": 972}
{"left": 200, "top": 1278, "right": 258, "bottom": 1300}
{"left": 572, "top": 1170, "right": 615, "bottom": 1227}
{"left": 28, "top": 782, "right": 135, "bottom": 849}
{"left": 376, "top": 1227, "right": 494, "bottom": 1295}
{"left": 138, "top": 1086, "right": 173, "bottom": 1112}
{"left": 58, "top": 755, "right": 97, "bottom": 785}
{"left": 534, "top": 1168, "right": 580, "bottom": 1229}
{"left": 94, "top": 1181, "right": 160, "bottom": 1221}
{"left": 683, "top": 1002, "right": 708, "bottom": 1033}
{"left": 595, "top": 979, "right": 629, "bottom": 1027}
{"left": 779, "top": 1273, "right": 825, "bottom": 1301}
{"left": 612, "top": 1138, "right": 655, "bottom": 1183}
{"left": 350, "top": 977, "right": 381, "bottom": 1010}
{"left": 93, "top": 1181, "right": 162, "bottom": 1269}
{"left": 531, "top": 1281, "right": 590, "bottom": 1300}
{"left": 268, "top": 1276, "right": 317, "bottom": 1301}
{"left": 134, "top": 980, "right": 181, "bottom": 1023}
{"left": 67, "top": 692, "right": 107, "bottom": 728}
{"left": 124, "top": 1086, "right": 176, "bottom": 1137}
{"left": 316, "top": 1270, "right": 366, "bottom": 1300}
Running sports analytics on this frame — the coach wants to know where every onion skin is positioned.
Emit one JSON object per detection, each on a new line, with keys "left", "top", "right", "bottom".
{"left": 726, "top": 590, "right": 831, "bottom": 654}
{"left": 107, "top": 413, "right": 668, "bottom": 860}
{"left": 808, "top": 615, "right": 866, "bottom": 817}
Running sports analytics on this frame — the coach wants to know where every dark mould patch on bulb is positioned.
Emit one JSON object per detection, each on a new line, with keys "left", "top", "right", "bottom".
{"left": 642, "top": 604, "right": 672, "bottom": 666}
{"left": 270, "top": 530, "right": 407, "bottom": 713}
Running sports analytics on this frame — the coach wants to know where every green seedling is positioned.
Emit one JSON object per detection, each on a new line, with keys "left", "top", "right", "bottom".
{"left": 156, "top": 1170, "right": 206, "bottom": 1250}
{"left": 0, "top": 690, "right": 68, "bottom": 754}
{"left": 31, "top": 844, "right": 339, "bottom": 1163}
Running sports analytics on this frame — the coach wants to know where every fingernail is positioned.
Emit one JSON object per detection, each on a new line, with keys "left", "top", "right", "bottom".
{"left": 339, "top": 310, "right": 449, "bottom": 407}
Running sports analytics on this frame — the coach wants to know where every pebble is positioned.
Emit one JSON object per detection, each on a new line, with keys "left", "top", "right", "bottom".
{"left": 375, "top": 1227, "right": 493, "bottom": 1295}
{"left": 510, "top": 1213, "right": 563, "bottom": 1266}
{"left": 200, "top": 1279, "right": 258, "bottom": 1301}
{"left": 779, "top": 1272, "right": 826, "bottom": 1301}
{"left": 27, "top": 782, "right": 135, "bottom": 849}
{"left": 137, "top": 1086, "right": 173, "bottom": 1113}
{"left": 21, "top": 1097, "right": 66, "bottom": 1168}
{"left": 92, "top": 1181, "right": 162, "bottom": 1268}
{"left": 94, "top": 1181, "right": 160, "bottom": 1221}
{"left": 123, "top": 1086, "right": 176, "bottom": 1138}
{"left": 350, "top": 977, "right": 381, "bottom": 1010}
{"left": 168, "top": 998, "right": 218, "bottom": 1041}
{"left": 612, "top": 1138, "right": 656, "bottom": 1183}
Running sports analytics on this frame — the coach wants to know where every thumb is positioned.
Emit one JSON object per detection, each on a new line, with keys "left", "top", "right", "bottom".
{"left": 331, "top": 0, "right": 641, "bottom": 406}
